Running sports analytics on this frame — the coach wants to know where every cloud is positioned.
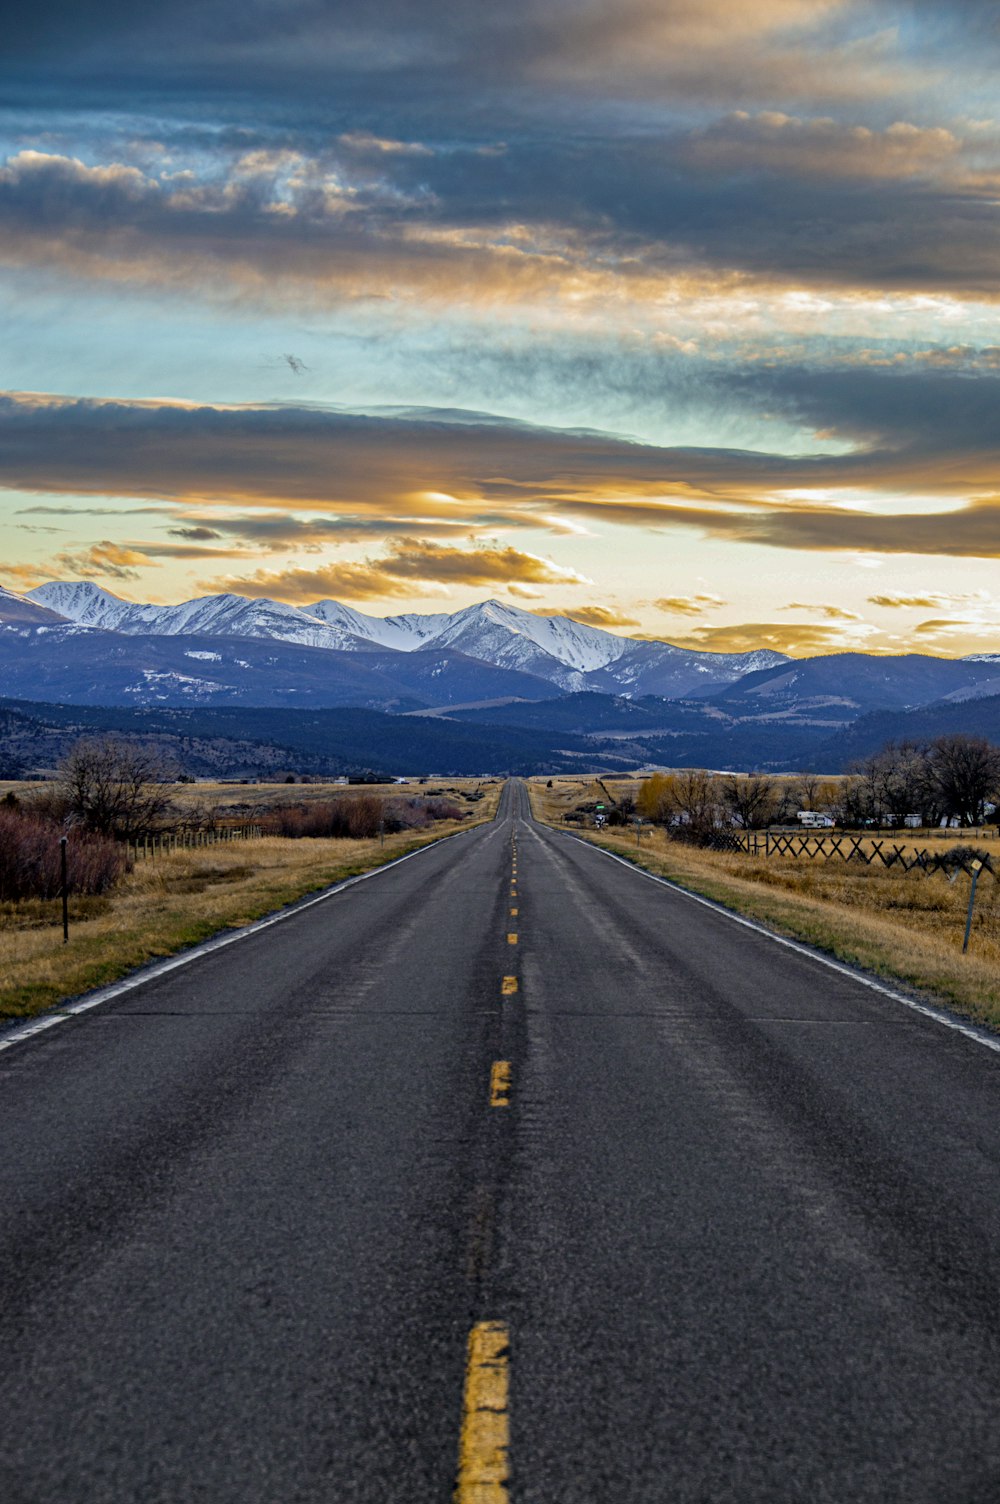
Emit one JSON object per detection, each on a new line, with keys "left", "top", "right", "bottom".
{"left": 868, "top": 591, "right": 978, "bottom": 608}
{"left": 3, "top": 106, "right": 1000, "bottom": 312}
{"left": 912, "top": 617, "right": 973, "bottom": 637}
{"left": 203, "top": 560, "right": 425, "bottom": 604}
{"left": 201, "top": 536, "right": 589, "bottom": 603}
{"left": 0, "top": 560, "right": 54, "bottom": 590}
{"left": 685, "top": 112, "right": 963, "bottom": 182}
{"left": 652, "top": 593, "right": 726, "bottom": 616}
{"left": 168, "top": 525, "right": 223, "bottom": 541}
{"left": 781, "top": 601, "right": 861, "bottom": 619}
{"left": 668, "top": 620, "right": 877, "bottom": 655}
{"left": 724, "top": 501, "right": 1000, "bottom": 557}
{"left": 3, "top": 375, "right": 1000, "bottom": 562}
{"left": 169, "top": 512, "right": 486, "bottom": 550}
{"left": 1, "top": 0, "right": 908, "bottom": 118}
{"left": 52, "top": 541, "right": 156, "bottom": 581}
{"left": 548, "top": 605, "right": 641, "bottom": 628}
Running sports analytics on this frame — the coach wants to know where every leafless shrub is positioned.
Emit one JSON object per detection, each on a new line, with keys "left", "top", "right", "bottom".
{"left": 262, "top": 793, "right": 463, "bottom": 840}
{"left": 0, "top": 808, "right": 128, "bottom": 901}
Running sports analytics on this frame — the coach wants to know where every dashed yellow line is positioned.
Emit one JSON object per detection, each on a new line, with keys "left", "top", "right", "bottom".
{"left": 490, "top": 1060, "right": 512, "bottom": 1106}
{"left": 455, "top": 1320, "right": 510, "bottom": 1502}
{"left": 507, "top": 933, "right": 518, "bottom": 945}
{"left": 501, "top": 976, "right": 518, "bottom": 996}
{"left": 510, "top": 907, "right": 518, "bottom": 917}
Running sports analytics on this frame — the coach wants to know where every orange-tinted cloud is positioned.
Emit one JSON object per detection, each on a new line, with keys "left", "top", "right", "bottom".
{"left": 53, "top": 541, "right": 156, "bottom": 581}
{"left": 548, "top": 604, "right": 641, "bottom": 628}
{"left": 868, "top": 591, "right": 976, "bottom": 608}
{"left": 652, "top": 593, "right": 726, "bottom": 616}
{"left": 781, "top": 601, "right": 861, "bottom": 619}
{"left": 201, "top": 537, "right": 589, "bottom": 603}
{"left": 0, "top": 560, "right": 52, "bottom": 590}
{"left": 4, "top": 390, "right": 1000, "bottom": 563}
{"left": 668, "top": 620, "right": 877, "bottom": 655}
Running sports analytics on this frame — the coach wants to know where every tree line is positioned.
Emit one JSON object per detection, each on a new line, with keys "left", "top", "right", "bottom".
{"left": 630, "top": 734, "right": 1000, "bottom": 838}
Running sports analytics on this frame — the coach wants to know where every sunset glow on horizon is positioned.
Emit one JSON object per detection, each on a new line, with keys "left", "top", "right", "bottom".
{"left": 3, "top": 1, "right": 1000, "bottom": 657}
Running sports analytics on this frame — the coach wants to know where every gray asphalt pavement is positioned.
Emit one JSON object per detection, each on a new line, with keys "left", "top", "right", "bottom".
{"left": 2, "top": 778, "right": 1000, "bottom": 1501}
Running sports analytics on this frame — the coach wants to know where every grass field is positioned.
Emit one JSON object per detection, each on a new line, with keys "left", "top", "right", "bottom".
{"left": 0, "top": 780, "right": 500, "bottom": 1022}
{"left": 530, "top": 777, "right": 1000, "bottom": 1031}
{"left": 0, "top": 775, "right": 498, "bottom": 824}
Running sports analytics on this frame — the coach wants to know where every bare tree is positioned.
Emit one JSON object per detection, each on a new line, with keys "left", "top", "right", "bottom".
{"left": 58, "top": 736, "right": 176, "bottom": 840}
{"left": 927, "top": 735, "right": 1000, "bottom": 827}
{"left": 828, "top": 774, "right": 868, "bottom": 827}
{"left": 670, "top": 768, "right": 720, "bottom": 836}
{"left": 861, "top": 740, "right": 929, "bottom": 826}
{"left": 719, "top": 773, "right": 779, "bottom": 829}
{"left": 794, "top": 772, "right": 822, "bottom": 810}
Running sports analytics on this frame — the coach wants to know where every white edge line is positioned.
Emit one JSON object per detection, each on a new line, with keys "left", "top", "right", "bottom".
{"left": 560, "top": 830, "right": 1000, "bottom": 1058}
{"left": 0, "top": 819, "right": 491, "bottom": 1058}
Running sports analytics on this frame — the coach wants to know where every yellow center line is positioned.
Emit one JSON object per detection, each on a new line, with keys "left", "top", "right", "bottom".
{"left": 501, "top": 976, "right": 518, "bottom": 995}
{"left": 455, "top": 1320, "right": 510, "bottom": 1502}
{"left": 490, "top": 1060, "right": 512, "bottom": 1106}
{"left": 507, "top": 933, "right": 518, "bottom": 945}
{"left": 510, "top": 907, "right": 518, "bottom": 917}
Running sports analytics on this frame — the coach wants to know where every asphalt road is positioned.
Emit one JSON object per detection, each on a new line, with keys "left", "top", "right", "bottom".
{"left": 3, "top": 779, "right": 1000, "bottom": 1502}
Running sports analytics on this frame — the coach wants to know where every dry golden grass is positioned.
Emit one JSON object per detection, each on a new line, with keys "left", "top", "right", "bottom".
{"left": 0, "top": 783, "right": 500, "bottom": 1022}
{"left": 528, "top": 778, "right": 1000, "bottom": 1030}
{"left": 1, "top": 776, "right": 500, "bottom": 825}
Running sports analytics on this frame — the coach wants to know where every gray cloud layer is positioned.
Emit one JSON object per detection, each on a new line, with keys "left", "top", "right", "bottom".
{"left": 3, "top": 3, "right": 999, "bottom": 305}
{"left": 2, "top": 370, "right": 999, "bottom": 556}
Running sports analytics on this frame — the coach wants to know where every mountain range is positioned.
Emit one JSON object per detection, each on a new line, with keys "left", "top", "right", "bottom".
{"left": 6, "top": 582, "right": 786, "bottom": 705}
{"left": 3, "top": 581, "right": 1000, "bottom": 772}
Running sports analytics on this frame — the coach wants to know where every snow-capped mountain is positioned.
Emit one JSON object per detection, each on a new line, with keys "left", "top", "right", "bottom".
{"left": 28, "top": 582, "right": 370, "bottom": 653}
{"left": 0, "top": 583, "right": 73, "bottom": 629}
{"left": 24, "top": 581, "right": 786, "bottom": 696}
{"left": 309, "top": 598, "right": 788, "bottom": 693}
{"left": 306, "top": 598, "right": 447, "bottom": 653}
{"left": 400, "top": 599, "right": 631, "bottom": 683}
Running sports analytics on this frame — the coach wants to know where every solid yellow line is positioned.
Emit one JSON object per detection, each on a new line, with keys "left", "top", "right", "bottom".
{"left": 490, "top": 1060, "right": 512, "bottom": 1106}
{"left": 507, "top": 933, "right": 518, "bottom": 945}
{"left": 501, "top": 976, "right": 518, "bottom": 995}
{"left": 455, "top": 1321, "right": 510, "bottom": 1502}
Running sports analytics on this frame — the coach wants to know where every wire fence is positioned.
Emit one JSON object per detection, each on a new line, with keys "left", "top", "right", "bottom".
{"left": 123, "top": 825, "right": 263, "bottom": 861}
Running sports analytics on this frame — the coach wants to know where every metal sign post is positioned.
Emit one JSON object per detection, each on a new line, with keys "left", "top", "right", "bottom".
{"left": 963, "top": 860, "right": 983, "bottom": 954}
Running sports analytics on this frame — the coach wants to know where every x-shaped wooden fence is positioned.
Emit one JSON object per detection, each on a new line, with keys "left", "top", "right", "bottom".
{"left": 712, "top": 829, "right": 996, "bottom": 878}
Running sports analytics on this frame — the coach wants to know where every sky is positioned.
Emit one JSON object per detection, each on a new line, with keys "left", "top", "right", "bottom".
{"left": 2, "top": 0, "right": 1000, "bottom": 657}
